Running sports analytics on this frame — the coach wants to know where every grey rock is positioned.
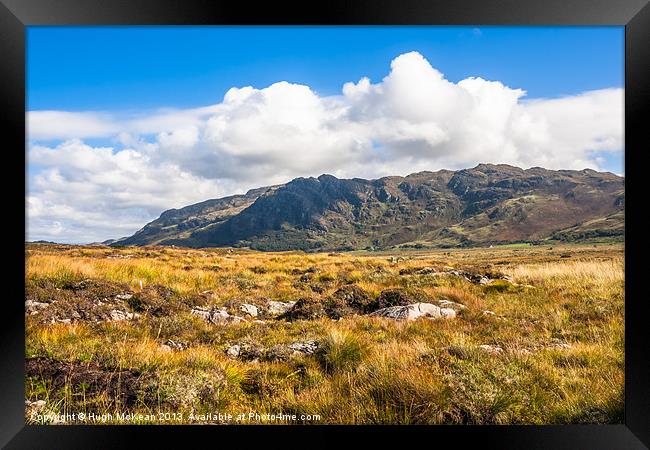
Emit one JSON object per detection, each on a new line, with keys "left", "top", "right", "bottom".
{"left": 478, "top": 276, "right": 492, "bottom": 285}
{"left": 191, "top": 306, "right": 246, "bottom": 324}
{"left": 440, "top": 308, "right": 457, "bottom": 318}
{"left": 438, "top": 299, "right": 466, "bottom": 310}
{"left": 190, "top": 306, "right": 212, "bottom": 321}
{"left": 109, "top": 309, "right": 134, "bottom": 321}
{"left": 267, "top": 300, "right": 296, "bottom": 315}
{"left": 115, "top": 293, "right": 133, "bottom": 300}
{"left": 240, "top": 303, "right": 259, "bottom": 317}
{"left": 369, "top": 302, "right": 451, "bottom": 321}
{"left": 164, "top": 339, "right": 186, "bottom": 351}
{"left": 479, "top": 344, "right": 503, "bottom": 354}
{"left": 226, "top": 344, "right": 241, "bottom": 358}
{"left": 25, "top": 300, "right": 49, "bottom": 312}
{"left": 288, "top": 340, "right": 319, "bottom": 354}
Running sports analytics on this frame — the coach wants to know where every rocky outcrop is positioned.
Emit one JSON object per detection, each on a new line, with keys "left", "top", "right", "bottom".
{"left": 225, "top": 340, "right": 319, "bottom": 361}
{"left": 368, "top": 302, "right": 456, "bottom": 321}
{"left": 239, "top": 303, "right": 259, "bottom": 317}
{"left": 191, "top": 306, "right": 246, "bottom": 324}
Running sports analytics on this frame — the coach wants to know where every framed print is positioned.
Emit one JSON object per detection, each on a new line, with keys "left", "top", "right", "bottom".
{"left": 1, "top": 0, "right": 649, "bottom": 448}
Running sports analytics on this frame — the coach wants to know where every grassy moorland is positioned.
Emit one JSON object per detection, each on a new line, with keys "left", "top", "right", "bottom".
{"left": 25, "top": 242, "right": 624, "bottom": 424}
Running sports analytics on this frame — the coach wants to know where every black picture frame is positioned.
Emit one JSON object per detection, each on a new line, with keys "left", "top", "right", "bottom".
{"left": 2, "top": 0, "right": 648, "bottom": 448}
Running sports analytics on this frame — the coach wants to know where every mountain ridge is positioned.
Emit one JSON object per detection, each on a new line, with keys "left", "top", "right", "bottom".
{"left": 113, "top": 164, "right": 624, "bottom": 251}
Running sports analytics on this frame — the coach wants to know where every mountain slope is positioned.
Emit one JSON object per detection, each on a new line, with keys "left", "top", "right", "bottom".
{"left": 115, "top": 164, "right": 624, "bottom": 251}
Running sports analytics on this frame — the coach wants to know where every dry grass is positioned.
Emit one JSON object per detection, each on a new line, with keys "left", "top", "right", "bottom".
{"left": 25, "top": 242, "right": 624, "bottom": 424}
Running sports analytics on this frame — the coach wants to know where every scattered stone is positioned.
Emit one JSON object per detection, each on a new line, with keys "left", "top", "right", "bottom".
{"left": 510, "top": 347, "right": 532, "bottom": 355}
{"left": 25, "top": 399, "right": 47, "bottom": 420}
{"left": 115, "top": 293, "right": 133, "bottom": 300}
{"left": 388, "top": 256, "right": 407, "bottom": 263}
{"left": 368, "top": 302, "right": 454, "bottom": 321}
{"left": 164, "top": 339, "right": 186, "bottom": 351}
{"left": 109, "top": 309, "right": 134, "bottom": 321}
{"left": 225, "top": 340, "right": 319, "bottom": 361}
{"left": 191, "top": 306, "right": 246, "bottom": 324}
{"left": 26, "top": 399, "right": 46, "bottom": 409}
{"left": 26, "top": 301, "right": 49, "bottom": 316}
{"left": 288, "top": 340, "right": 319, "bottom": 354}
{"left": 478, "top": 276, "right": 491, "bottom": 285}
{"left": 549, "top": 342, "right": 573, "bottom": 349}
{"left": 25, "top": 300, "right": 49, "bottom": 312}
{"left": 479, "top": 344, "right": 504, "bottom": 354}
{"left": 240, "top": 303, "right": 259, "bottom": 317}
{"left": 482, "top": 310, "right": 496, "bottom": 316}
{"left": 190, "top": 306, "right": 211, "bottom": 321}
{"left": 226, "top": 344, "right": 241, "bottom": 358}
{"left": 267, "top": 301, "right": 296, "bottom": 316}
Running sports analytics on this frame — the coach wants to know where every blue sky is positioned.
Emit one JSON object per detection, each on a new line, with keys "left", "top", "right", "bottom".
{"left": 26, "top": 27, "right": 624, "bottom": 243}
{"left": 28, "top": 26, "right": 623, "bottom": 110}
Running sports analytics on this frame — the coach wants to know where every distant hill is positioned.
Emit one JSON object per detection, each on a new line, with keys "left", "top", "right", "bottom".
{"left": 115, "top": 164, "right": 624, "bottom": 251}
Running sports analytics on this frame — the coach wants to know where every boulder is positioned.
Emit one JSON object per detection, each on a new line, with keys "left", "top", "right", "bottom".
{"left": 190, "top": 306, "right": 211, "bottom": 321}
{"left": 267, "top": 301, "right": 296, "bottom": 316}
{"left": 438, "top": 299, "right": 466, "bottom": 310}
{"left": 226, "top": 345, "right": 241, "bottom": 358}
{"left": 440, "top": 308, "right": 457, "bottom": 318}
{"left": 368, "top": 302, "right": 454, "bottom": 321}
{"left": 240, "top": 303, "right": 259, "bottom": 317}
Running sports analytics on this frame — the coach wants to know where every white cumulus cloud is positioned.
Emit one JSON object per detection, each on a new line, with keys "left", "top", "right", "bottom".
{"left": 26, "top": 51, "right": 623, "bottom": 243}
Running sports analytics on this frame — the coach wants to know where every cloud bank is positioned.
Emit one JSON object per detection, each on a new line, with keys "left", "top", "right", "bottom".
{"left": 27, "top": 51, "right": 624, "bottom": 243}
